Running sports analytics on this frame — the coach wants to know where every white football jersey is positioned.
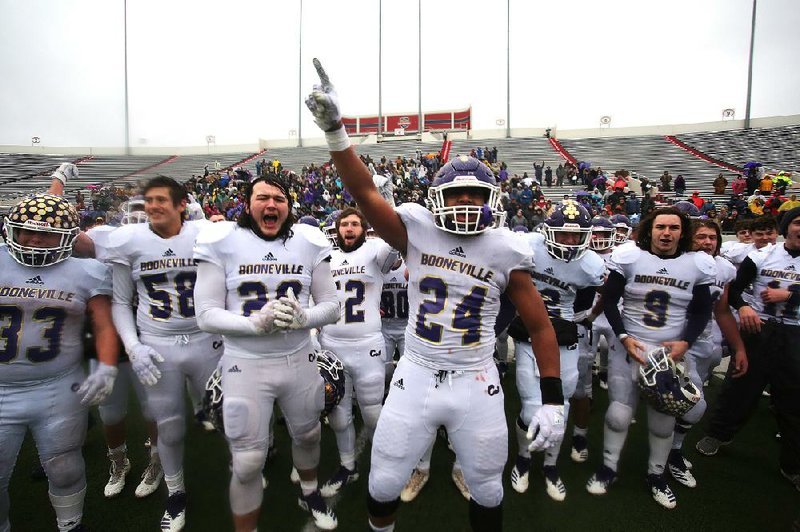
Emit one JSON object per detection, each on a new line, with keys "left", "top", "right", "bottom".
{"left": 746, "top": 243, "right": 800, "bottom": 325}
{"left": 722, "top": 242, "right": 773, "bottom": 267}
{"left": 320, "top": 238, "right": 393, "bottom": 342}
{"left": 105, "top": 220, "right": 211, "bottom": 337}
{"left": 0, "top": 249, "right": 111, "bottom": 385}
{"left": 608, "top": 242, "right": 716, "bottom": 345}
{"left": 193, "top": 222, "right": 332, "bottom": 358}
{"left": 381, "top": 260, "right": 409, "bottom": 336}
{"left": 86, "top": 224, "right": 117, "bottom": 260}
{"left": 524, "top": 233, "right": 604, "bottom": 321}
{"left": 694, "top": 254, "right": 737, "bottom": 351}
{"left": 398, "top": 203, "right": 532, "bottom": 370}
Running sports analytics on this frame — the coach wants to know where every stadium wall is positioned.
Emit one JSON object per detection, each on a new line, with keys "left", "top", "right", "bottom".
{"left": 2, "top": 114, "right": 798, "bottom": 156}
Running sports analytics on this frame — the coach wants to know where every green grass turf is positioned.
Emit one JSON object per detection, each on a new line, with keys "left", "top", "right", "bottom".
{"left": 8, "top": 367, "right": 799, "bottom": 531}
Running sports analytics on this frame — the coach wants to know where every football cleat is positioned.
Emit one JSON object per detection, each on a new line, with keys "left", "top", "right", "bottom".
{"left": 667, "top": 450, "right": 696, "bottom": 488}
{"left": 586, "top": 465, "right": 617, "bottom": 495}
{"left": 510, "top": 455, "right": 531, "bottom": 494}
{"left": 298, "top": 490, "right": 337, "bottom": 530}
{"left": 646, "top": 474, "right": 677, "bottom": 509}
{"left": 695, "top": 436, "right": 732, "bottom": 456}
{"left": 570, "top": 434, "right": 589, "bottom": 463}
{"left": 320, "top": 464, "right": 358, "bottom": 498}
{"left": 160, "top": 491, "right": 186, "bottom": 532}
{"left": 451, "top": 467, "right": 471, "bottom": 500}
{"left": 104, "top": 452, "right": 131, "bottom": 498}
{"left": 400, "top": 468, "right": 430, "bottom": 502}
{"left": 135, "top": 456, "right": 164, "bottom": 498}
{"left": 543, "top": 466, "right": 566, "bottom": 502}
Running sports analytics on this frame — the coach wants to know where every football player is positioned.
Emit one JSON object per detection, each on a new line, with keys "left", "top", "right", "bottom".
{"left": 721, "top": 217, "right": 777, "bottom": 267}
{"left": 307, "top": 59, "right": 564, "bottom": 532}
{"left": 664, "top": 220, "right": 747, "bottom": 488}
{"left": 381, "top": 258, "right": 408, "bottom": 386}
{"left": 104, "top": 176, "right": 224, "bottom": 531}
{"left": 318, "top": 208, "right": 399, "bottom": 497}
{"left": 586, "top": 207, "right": 716, "bottom": 509}
{"left": 193, "top": 174, "right": 340, "bottom": 531}
{"left": 697, "top": 207, "right": 800, "bottom": 494}
{"left": 508, "top": 201, "right": 604, "bottom": 501}
{"left": 569, "top": 215, "right": 617, "bottom": 463}
{"left": 0, "top": 193, "right": 118, "bottom": 532}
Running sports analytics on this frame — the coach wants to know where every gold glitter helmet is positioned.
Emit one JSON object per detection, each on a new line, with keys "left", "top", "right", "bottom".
{"left": 3, "top": 193, "right": 80, "bottom": 267}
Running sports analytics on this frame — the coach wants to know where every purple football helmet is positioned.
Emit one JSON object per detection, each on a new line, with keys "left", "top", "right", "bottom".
{"left": 297, "top": 215, "right": 320, "bottom": 228}
{"left": 322, "top": 210, "right": 342, "bottom": 248}
{"left": 589, "top": 216, "right": 615, "bottom": 251}
{"left": 609, "top": 214, "right": 632, "bottom": 245}
{"left": 543, "top": 200, "right": 592, "bottom": 262}
{"left": 120, "top": 196, "right": 148, "bottom": 225}
{"left": 638, "top": 346, "right": 701, "bottom": 417}
{"left": 427, "top": 156, "right": 503, "bottom": 235}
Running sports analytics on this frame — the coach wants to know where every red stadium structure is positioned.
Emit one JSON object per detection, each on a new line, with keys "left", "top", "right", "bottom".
{"left": 341, "top": 107, "right": 471, "bottom": 136}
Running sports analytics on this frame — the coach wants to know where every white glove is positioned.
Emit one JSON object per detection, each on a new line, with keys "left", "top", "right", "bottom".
{"left": 305, "top": 58, "right": 342, "bottom": 132}
{"left": 77, "top": 362, "right": 118, "bottom": 406}
{"left": 274, "top": 287, "right": 309, "bottom": 330}
{"left": 128, "top": 344, "right": 165, "bottom": 386}
{"left": 248, "top": 299, "right": 282, "bottom": 334}
{"left": 527, "top": 404, "right": 565, "bottom": 452}
{"left": 52, "top": 162, "right": 79, "bottom": 185}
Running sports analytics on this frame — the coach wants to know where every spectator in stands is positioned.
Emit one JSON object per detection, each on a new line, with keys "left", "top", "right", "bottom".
{"left": 510, "top": 208, "right": 528, "bottom": 230}
{"left": 519, "top": 184, "right": 534, "bottom": 208}
{"left": 760, "top": 174, "right": 774, "bottom": 194}
{"left": 544, "top": 166, "right": 553, "bottom": 187}
{"left": 533, "top": 160, "right": 544, "bottom": 183}
{"left": 779, "top": 194, "right": 800, "bottom": 214}
{"left": 731, "top": 175, "right": 747, "bottom": 195}
{"left": 774, "top": 171, "right": 793, "bottom": 194}
{"left": 660, "top": 171, "right": 672, "bottom": 192}
{"left": 624, "top": 191, "right": 641, "bottom": 215}
{"left": 765, "top": 191, "right": 785, "bottom": 217}
{"left": 749, "top": 197, "right": 765, "bottom": 217}
{"left": 728, "top": 194, "right": 748, "bottom": 216}
{"left": 746, "top": 172, "right": 760, "bottom": 196}
{"left": 674, "top": 174, "right": 686, "bottom": 196}
{"left": 529, "top": 207, "right": 545, "bottom": 228}
{"left": 556, "top": 164, "right": 565, "bottom": 187}
{"left": 613, "top": 170, "right": 629, "bottom": 191}
{"left": 690, "top": 191, "right": 704, "bottom": 210}
{"left": 713, "top": 173, "right": 728, "bottom": 194}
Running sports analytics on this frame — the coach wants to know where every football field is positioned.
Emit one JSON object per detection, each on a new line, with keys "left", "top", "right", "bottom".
{"left": 9, "top": 363, "right": 799, "bottom": 531}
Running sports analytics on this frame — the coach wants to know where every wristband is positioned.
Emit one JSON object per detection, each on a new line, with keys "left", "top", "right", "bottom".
{"left": 325, "top": 127, "right": 351, "bottom": 152}
{"left": 618, "top": 333, "right": 629, "bottom": 342}
{"left": 540, "top": 376, "right": 564, "bottom": 405}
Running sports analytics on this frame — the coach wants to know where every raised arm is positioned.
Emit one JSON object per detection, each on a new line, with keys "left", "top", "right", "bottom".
{"left": 305, "top": 58, "right": 408, "bottom": 254}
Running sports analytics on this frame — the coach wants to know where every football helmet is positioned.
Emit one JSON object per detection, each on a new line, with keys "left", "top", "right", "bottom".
{"left": 3, "top": 193, "right": 80, "bottom": 267}
{"left": 512, "top": 225, "right": 529, "bottom": 233}
{"left": 638, "top": 347, "right": 701, "bottom": 418}
{"left": 322, "top": 210, "right": 342, "bottom": 248}
{"left": 542, "top": 200, "right": 592, "bottom": 262}
{"left": 589, "top": 216, "right": 615, "bottom": 251}
{"left": 119, "top": 196, "right": 148, "bottom": 225}
{"left": 202, "top": 367, "right": 224, "bottom": 432}
{"left": 673, "top": 201, "right": 701, "bottom": 218}
{"left": 316, "top": 349, "right": 345, "bottom": 416}
{"left": 427, "top": 156, "right": 504, "bottom": 235}
{"left": 185, "top": 201, "right": 206, "bottom": 221}
{"left": 609, "top": 214, "right": 632, "bottom": 245}
{"left": 297, "top": 215, "right": 320, "bottom": 228}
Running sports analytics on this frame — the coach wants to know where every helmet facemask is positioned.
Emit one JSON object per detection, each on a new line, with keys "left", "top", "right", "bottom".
{"left": 428, "top": 179, "right": 504, "bottom": 235}
{"left": 4, "top": 194, "right": 80, "bottom": 267}
{"left": 544, "top": 224, "right": 592, "bottom": 262}
{"left": 590, "top": 227, "right": 615, "bottom": 251}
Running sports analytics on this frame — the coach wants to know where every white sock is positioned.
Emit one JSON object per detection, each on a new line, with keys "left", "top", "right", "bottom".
{"left": 49, "top": 487, "right": 85, "bottom": 532}
{"left": 369, "top": 520, "right": 395, "bottom": 532}
{"left": 164, "top": 470, "right": 185, "bottom": 495}
{"left": 340, "top": 453, "right": 356, "bottom": 471}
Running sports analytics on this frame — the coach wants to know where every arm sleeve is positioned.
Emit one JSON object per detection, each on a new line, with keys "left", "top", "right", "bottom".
{"left": 110, "top": 264, "right": 141, "bottom": 352}
{"left": 573, "top": 286, "right": 597, "bottom": 315}
{"left": 682, "top": 284, "right": 713, "bottom": 346}
{"left": 194, "top": 261, "right": 260, "bottom": 336}
{"left": 306, "top": 260, "right": 340, "bottom": 329}
{"left": 602, "top": 270, "right": 627, "bottom": 336}
{"left": 728, "top": 257, "right": 758, "bottom": 310}
{"left": 494, "top": 293, "right": 517, "bottom": 335}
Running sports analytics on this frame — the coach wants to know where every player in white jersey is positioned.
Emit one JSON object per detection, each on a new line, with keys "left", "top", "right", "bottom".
{"left": 568, "top": 216, "right": 617, "bottom": 464}
{"left": 0, "top": 193, "right": 118, "bottom": 532}
{"left": 721, "top": 217, "right": 777, "bottom": 267}
{"left": 381, "top": 258, "right": 408, "bottom": 385}
{"left": 664, "top": 220, "right": 748, "bottom": 488}
{"left": 719, "top": 219, "right": 752, "bottom": 259}
{"left": 105, "top": 177, "right": 223, "bottom": 532}
{"left": 508, "top": 201, "right": 604, "bottom": 501}
{"left": 698, "top": 208, "right": 800, "bottom": 492}
{"left": 586, "top": 207, "right": 716, "bottom": 509}
{"left": 87, "top": 212, "right": 163, "bottom": 500}
{"left": 307, "top": 59, "right": 564, "bottom": 531}
{"left": 319, "top": 208, "right": 400, "bottom": 496}
{"left": 193, "top": 175, "right": 340, "bottom": 531}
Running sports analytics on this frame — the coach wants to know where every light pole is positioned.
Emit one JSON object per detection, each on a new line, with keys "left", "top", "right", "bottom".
{"left": 744, "top": 0, "right": 757, "bottom": 130}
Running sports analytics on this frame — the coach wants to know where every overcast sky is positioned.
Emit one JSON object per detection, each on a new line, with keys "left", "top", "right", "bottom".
{"left": 1, "top": 0, "right": 798, "bottom": 147}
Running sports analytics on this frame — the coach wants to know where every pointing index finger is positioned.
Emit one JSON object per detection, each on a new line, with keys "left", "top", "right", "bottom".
{"left": 313, "top": 58, "right": 331, "bottom": 86}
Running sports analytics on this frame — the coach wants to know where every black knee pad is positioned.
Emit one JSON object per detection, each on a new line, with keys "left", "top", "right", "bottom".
{"left": 469, "top": 498, "right": 503, "bottom": 532}
{"left": 367, "top": 494, "right": 400, "bottom": 518}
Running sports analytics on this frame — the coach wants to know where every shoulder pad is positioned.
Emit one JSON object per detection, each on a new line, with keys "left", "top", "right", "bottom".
{"left": 77, "top": 258, "right": 112, "bottom": 293}
{"left": 293, "top": 223, "right": 330, "bottom": 248}
{"left": 527, "top": 231, "right": 545, "bottom": 251}
{"left": 103, "top": 224, "right": 140, "bottom": 262}
{"left": 396, "top": 202, "right": 430, "bottom": 226}
{"left": 105, "top": 224, "right": 137, "bottom": 250}
{"left": 195, "top": 221, "right": 236, "bottom": 245}
{"left": 693, "top": 251, "right": 716, "bottom": 276}
{"left": 581, "top": 251, "right": 607, "bottom": 283}
{"left": 610, "top": 241, "right": 641, "bottom": 264}
{"left": 715, "top": 255, "right": 737, "bottom": 283}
